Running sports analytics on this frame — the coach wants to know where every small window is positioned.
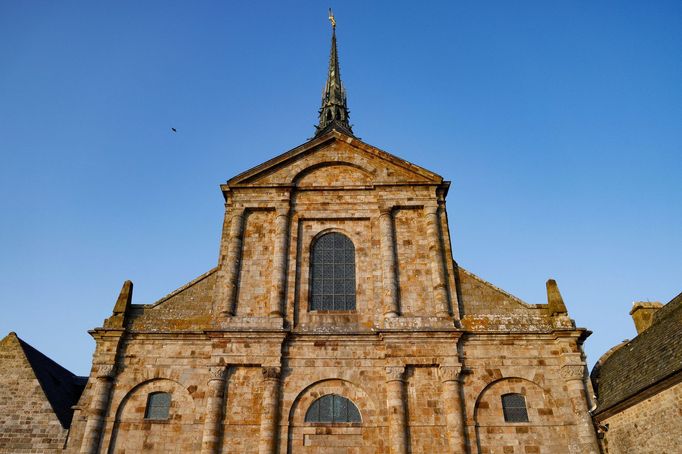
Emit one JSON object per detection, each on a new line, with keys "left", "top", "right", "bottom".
{"left": 145, "top": 392, "right": 171, "bottom": 420}
{"left": 310, "top": 232, "right": 356, "bottom": 311}
{"left": 305, "top": 394, "right": 361, "bottom": 423}
{"left": 502, "top": 393, "right": 529, "bottom": 423}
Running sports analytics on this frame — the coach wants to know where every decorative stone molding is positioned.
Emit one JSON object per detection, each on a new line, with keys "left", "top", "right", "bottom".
{"left": 96, "top": 364, "right": 115, "bottom": 380}
{"left": 560, "top": 364, "right": 585, "bottom": 381}
{"left": 422, "top": 204, "right": 439, "bottom": 217}
{"left": 379, "top": 205, "right": 393, "bottom": 216}
{"left": 262, "top": 366, "right": 281, "bottom": 381}
{"left": 274, "top": 206, "right": 290, "bottom": 218}
{"left": 438, "top": 365, "right": 462, "bottom": 383}
{"left": 385, "top": 366, "right": 405, "bottom": 383}
{"left": 208, "top": 366, "right": 227, "bottom": 382}
{"left": 228, "top": 209, "right": 245, "bottom": 238}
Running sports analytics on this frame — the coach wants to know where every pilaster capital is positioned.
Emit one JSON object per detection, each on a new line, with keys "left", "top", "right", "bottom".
{"left": 385, "top": 365, "right": 405, "bottom": 383}
{"left": 208, "top": 366, "right": 227, "bottom": 382}
{"left": 379, "top": 205, "right": 394, "bottom": 217}
{"left": 274, "top": 206, "right": 290, "bottom": 218}
{"left": 262, "top": 366, "right": 281, "bottom": 381}
{"left": 96, "top": 364, "right": 115, "bottom": 380}
{"left": 230, "top": 207, "right": 246, "bottom": 219}
{"left": 560, "top": 364, "right": 585, "bottom": 381}
{"left": 423, "top": 204, "right": 439, "bottom": 217}
{"left": 438, "top": 365, "right": 462, "bottom": 383}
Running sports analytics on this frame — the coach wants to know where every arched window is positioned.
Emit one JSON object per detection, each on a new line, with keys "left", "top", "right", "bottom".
{"left": 310, "top": 232, "right": 356, "bottom": 311}
{"left": 305, "top": 394, "right": 361, "bottom": 423}
{"left": 145, "top": 392, "right": 171, "bottom": 420}
{"left": 501, "top": 393, "right": 529, "bottom": 423}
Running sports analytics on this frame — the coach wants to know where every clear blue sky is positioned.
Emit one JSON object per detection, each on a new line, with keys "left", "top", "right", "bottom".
{"left": 1, "top": 1, "right": 680, "bottom": 375}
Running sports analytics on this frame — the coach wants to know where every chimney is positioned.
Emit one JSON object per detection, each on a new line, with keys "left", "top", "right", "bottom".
{"left": 629, "top": 302, "right": 663, "bottom": 334}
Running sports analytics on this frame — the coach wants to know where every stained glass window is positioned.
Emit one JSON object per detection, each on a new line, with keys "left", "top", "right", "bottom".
{"left": 502, "top": 393, "right": 529, "bottom": 423}
{"left": 145, "top": 392, "right": 171, "bottom": 420}
{"left": 305, "top": 394, "right": 361, "bottom": 423}
{"left": 310, "top": 233, "right": 356, "bottom": 311}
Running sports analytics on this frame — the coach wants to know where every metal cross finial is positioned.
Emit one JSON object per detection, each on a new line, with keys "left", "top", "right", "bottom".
{"left": 328, "top": 8, "right": 336, "bottom": 28}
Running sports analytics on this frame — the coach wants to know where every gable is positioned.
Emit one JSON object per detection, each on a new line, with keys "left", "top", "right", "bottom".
{"left": 0, "top": 332, "right": 85, "bottom": 444}
{"left": 227, "top": 130, "right": 443, "bottom": 188}
{"left": 456, "top": 267, "right": 536, "bottom": 315}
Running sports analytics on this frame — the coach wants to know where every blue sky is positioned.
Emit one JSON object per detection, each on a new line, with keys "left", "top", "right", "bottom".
{"left": 0, "top": 1, "right": 680, "bottom": 374}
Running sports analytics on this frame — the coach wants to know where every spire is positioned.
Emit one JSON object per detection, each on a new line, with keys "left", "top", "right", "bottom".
{"left": 315, "top": 9, "right": 354, "bottom": 137}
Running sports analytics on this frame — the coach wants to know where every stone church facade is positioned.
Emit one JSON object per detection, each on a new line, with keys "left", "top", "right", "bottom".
{"left": 7, "top": 19, "right": 602, "bottom": 454}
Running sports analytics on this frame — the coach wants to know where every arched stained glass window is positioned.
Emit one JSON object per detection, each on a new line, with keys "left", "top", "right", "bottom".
{"left": 310, "top": 232, "right": 356, "bottom": 311}
{"left": 145, "top": 392, "right": 171, "bottom": 420}
{"left": 501, "top": 393, "right": 529, "bottom": 423}
{"left": 305, "top": 394, "right": 361, "bottom": 423}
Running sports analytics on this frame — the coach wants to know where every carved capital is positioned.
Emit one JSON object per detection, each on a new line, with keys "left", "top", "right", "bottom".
{"left": 385, "top": 366, "right": 405, "bottom": 383}
{"left": 228, "top": 209, "right": 245, "bottom": 236}
{"left": 230, "top": 208, "right": 245, "bottom": 221}
{"left": 275, "top": 206, "right": 290, "bottom": 218}
{"left": 438, "top": 365, "right": 462, "bottom": 383}
{"left": 379, "top": 205, "right": 394, "bottom": 217}
{"left": 423, "top": 204, "right": 439, "bottom": 217}
{"left": 208, "top": 366, "right": 227, "bottom": 382}
{"left": 262, "top": 366, "right": 281, "bottom": 381}
{"left": 560, "top": 365, "right": 585, "bottom": 381}
{"left": 96, "top": 364, "right": 115, "bottom": 380}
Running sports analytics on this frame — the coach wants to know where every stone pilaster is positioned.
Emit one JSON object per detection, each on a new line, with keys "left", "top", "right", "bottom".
{"left": 258, "top": 366, "right": 281, "bottom": 454}
{"left": 268, "top": 206, "right": 290, "bottom": 317}
{"left": 200, "top": 366, "right": 227, "bottom": 454}
{"left": 439, "top": 365, "right": 466, "bottom": 453}
{"left": 385, "top": 366, "right": 407, "bottom": 454}
{"left": 379, "top": 205, "right": 399, "bottom": 318}
{"left": 220, "top": 209, "right": 245, "bottom": 316}
{"left": 561, "top": 364, "right": 600, "bottom": 454}
{"left": 424, "top": 205, "right": 449, "bottom": 317}
{"left": 79, "top": 365, "right": 115, "bottom": 454}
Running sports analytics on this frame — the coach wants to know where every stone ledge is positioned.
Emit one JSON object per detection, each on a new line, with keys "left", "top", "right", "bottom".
{"left": 380, "top": 316, "right": 456, "bottom": 331}
{"left": 216, "top": 316, "right": 285, "bottom": 330}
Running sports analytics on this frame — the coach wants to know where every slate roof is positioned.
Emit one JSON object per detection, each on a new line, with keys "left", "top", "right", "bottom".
{"left": 15, "top": 334, "right": 87, "bottom": 428}
{"left": 591, "top": 292, "right": 682, "bottom": 414}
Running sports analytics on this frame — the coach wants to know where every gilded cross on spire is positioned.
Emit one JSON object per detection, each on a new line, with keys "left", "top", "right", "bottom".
{"left": 314, "top": 9, "right": 354, "bottom": 138}
{"left": 328, "top": 8, "right": 336, "bottom": 29}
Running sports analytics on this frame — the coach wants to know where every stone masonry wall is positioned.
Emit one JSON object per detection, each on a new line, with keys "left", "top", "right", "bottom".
{"left": 394, "top": 208, "right": 432, "bottom": 317}
{"left": 462, "top": 336, "right": 590, "bottom": 454}
{"left": 601, "top": 381, "right": 682, "bottom": 454}
{"left": 236, "top": 210, "right": 275, "bottom": 317}
{"left": 0, "top": 334, "right": 68, "bottom": 453}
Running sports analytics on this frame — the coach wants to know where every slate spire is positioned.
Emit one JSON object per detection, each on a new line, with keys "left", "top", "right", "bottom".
{"left": 315, "top": 9, "right": 354, "bottom": 137}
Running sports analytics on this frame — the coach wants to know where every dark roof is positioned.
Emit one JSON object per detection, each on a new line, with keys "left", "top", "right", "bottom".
{"left": 592, "top": 292, "right": 682, "bottom": 413}
{"left": 16, "top": 335, "right": 87, "bottom": 428}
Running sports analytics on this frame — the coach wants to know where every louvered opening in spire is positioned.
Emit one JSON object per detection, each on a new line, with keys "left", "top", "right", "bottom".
{"left": 315, "top": 9, "right": 354, "bottom": 138}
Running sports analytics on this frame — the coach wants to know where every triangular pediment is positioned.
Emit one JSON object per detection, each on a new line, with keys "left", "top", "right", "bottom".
{"left": 227, "top": 130, "right": 443, "bottom": 188}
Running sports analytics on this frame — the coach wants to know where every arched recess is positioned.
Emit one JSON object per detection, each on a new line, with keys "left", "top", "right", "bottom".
{"left": 292, "top": 161, "right": 374, "bottom": 187}
{"left": 285, "top": 378, "right": 385, "bottom": 454}
{"left": 309, "top": 231, "right": 356, "bottom": 311}
{"left": 107, "top": 378, "right": 200, "bottom": 454}
{"left": 294, "top": 226, "right": 369, "bottom": 327}
{"left": 473, "top": 377, "right": 567, "bottom": 454}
